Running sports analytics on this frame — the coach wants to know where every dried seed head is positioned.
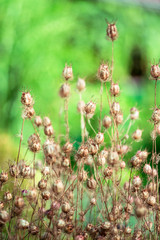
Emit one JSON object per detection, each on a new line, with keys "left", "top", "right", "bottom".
{"left": 147, "top": 196, "right": 156, "bottom": 206}
{"left": 134, "top": 197, "right": 142, "bottom": 206}
{"left": 51, "top": 201, "right": 61, "bottom": 210}
{"left": 62, "top": 202, "right": 71, "bottom": 213}
{"left": 132, "top": 176, "right": 142, "bottom": 188}
{"left": 101, "top": 221, "right": 111, "bottom": 230}
{"left": 43, "top": 139, "right": 57, "bottom": 157}
{"left": 107, "top": 151, "right": 119, "bottom": 166}
{"left": 150, "top": 64, "right": 160, "bottom": 79}
{"left": 87, "top": 177, "right": 97, "bottom": 190}
{"left": 143, "top": 164, "right": 152, "bottom": 175}
{"left": 117, "top": 144, "right": 129, "bottom": 155}
{"left": 23, "top": 106, "right": 35, "bottom": 119}
{"left": 152, "top": 109, "right": 160, "bottom": 123}
{"left": 98, "top": 64, "right": 110, "bottom": 82}
{"left": 0, "top": 210, "right": 9, "bottom": 224}
{"left": 84, "top": 101, "right": 96, "bottom": 117}
{"left": 21, "top": 92, "right": 33, "bottom": 106}
{"left": 44, "top": 125, "right": 54, "bottom": 136}
{"left": 63, "top": 64, "right": 73, "bottom": 80}
{"left": 148, "top": 182, "right": 157, "bottom": 193}
{"left": 78, "top": 170, "right": 88, "bottom": 182}
{"left": 120, "top": 161, "right": 126, "bottom": 169}
{"left": 130, "top": 155, "right": 141, "bottom": 168}
{"left": 62, "top": 158, "right": 70, "bottom": 167}
{"left": 104, "top": 167, "right": 113, "bottom": 178}
{"left": 0, "top": 202, "right": 4, "bottom": 210}
{"left": 142, "top": 189, "right": 149, "bottom": 199}
{"left": 53, "top": 179, "right": 64, "bottom": 194}
{"left": 14, "top": 197, "right": 25, "bottom": 208}
{"left": 4, "top": 191, "right": 12, "bottom": 201}
{"left": 77, "top": 100, "right": 85, "bottom": 113}
{"left": 111, "top": 102, "right": 120, "bottom": 115}
{"left": 75, "top": 235, "right": 84, "bottom": 240}
{"left": 103, "top": 115, "right": 112, "bottom": 128}
{"left": 106, "top": 23, "right": 118, "bottom": 41}
{"left": 88, "top": 141, "right": 98, "bottom": 155}
{"left": 124, "top": 182, "right": 130, "bottom": 191}
{"left": 0, "top": 172, "right": 8, "bottom": 183}
{"left": 28, "top": 134, "right": 41, "bottom": 152}
{"left": 132, "top": 129, "right": 142, "bottom": 141}
{"left": 77, "top": 145, "right": 89, "bottom": 158}
{"left": 95, "top": 132, "right": 104, "bottom": 145}
{"left": 151, "top": 168, "right": 157, "bottom": 177}
{"left": 77, "top": 78, "right": 86, "bottom": 91}
{"left": 27, "top": 189, "right": 37, "bottom": 201}
{"left": 135, "top": 206, "right": 147, "bottom": 218}
{"left": 41, "top": 166, "right": 50, "bottom": 176}
{"left": 151, "top": 129, "right": 157, "bottom": 140}
{"left": 137, "top": 150, "right": 148, "bottom": 160}
{"left": 85, "top": 155, "right": 93, "bottom": 166}
{"left": 124, "top": 226, "right": 132, "bottom": 234}
{"left": 41, "top": 190, "right": 51, "bottom": 201}
{"left": 43, "top": 117, "right": 51, "bottom": 127}
{"left": 115, "top": 113, "right": 123, "bottom": 125}
{"left": 97, "top": 154, "right": 106, "bottom": 166}
{"left": 59, "top": 83, "right": 70, "bottom": 98}
{"left": 17, "top": 219, "right": 29, "bottom": 229}
{"left": 130, "top": 107, "right": 139, "bottom": 120}
{"left": 9, "top": 165, "right": 19, "bottom": 177}
{"left": 38, "top": 179, "right": 47, "bottom": 190}
{"left": 57, "top": 219, "right": 65, "bottom": 228}
{"left": 21, "top": 165, "right": 31, "bottom": 177}
{"left": 90, "top": 198, "right": 96, "bottom": 205}
{"left": 29, "top": 225, "right": 39, "bottom": 235}
{"left": 63, "top": 142, "right": 73, "bottom": 153}
{"left": 110, "top": 83, "right": 120, "bottom": 96}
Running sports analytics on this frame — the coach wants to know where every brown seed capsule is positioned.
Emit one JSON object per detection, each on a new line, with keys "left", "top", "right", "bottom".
{"left": 38, "top": 179, "right": 47, "bottom": 190}
{"left": 135, "top": 206, "right": 147, "bottom": 218}
{"left": 147, "top": 196, "right": 156, "bottom": 206}
{"left": 34, "top": 116, "right": 42, "bottom": 127}
{"left": 21, "top": 92, "right": 33, "bottom": 106}
{"left": 150, "top": 64, "right": 160, "bottom": 79}
{"left": 130, "top": 107, "right": 139, "bottom": 120}
{"left": 15, "top": 197, "right": 25, "bottom": 208}
{"left": 75, "top": 235, "right": 84, "bottom": 240}
{"left": 106, "top": 23, "right": 118, "bottom": 41}
{"left": 90, "top": 198, "right": 96, "bottom": 205}
{"left": 29, "top": 225, "right": 39, "bottom": 235}
{"left": 9, "top": 165, "right": 19, "bottom": 177}
{"left": 98, "top": 64, "right": 110, "bottom": 82}
{"left": 57, "top": 219, "right": 65, "bottom": 229}
{"left": 88, "top": 141, "right": 98, "bottom": 155}
{"left": 41, "top": 166, "right": 50, "bottom": 176}
{"left": 130, "top": 155, "right": 141, "bottom": 168}
{"left": 41, "top": 190, "right": 50, "bottom": 201}
{"left": 104, "top": 167, "right": 113, "bottom": 178}
{"left": 4, "top": 192, "right": 12, "bottom": 201}
{"left": 95, "top": 132, "right": 104, "bottom": 145}
{"left": 27, "top": 189, "right": 37, "bottom": 201}
{"left": 77, "top": 78, "right": 86, "bottom": 91}
{"left": 17, "top": 219, "right": 29, "bottom": 229}
{"left": 143, "top": 164, "right": 152, "bottom": 175}
{"left": 87, "top": 177, "right": 97, "bottom": 190}
{"left": 62, "top": 202, "right": 70, "bottom": 213}
{"left": 111, "top": 102, "right": 120, "bottom": 115}
{"left": 110, "top": 83, "right": 120, "bottom": 96}
{"left": 0, "top": 172, "right": 8, "bottom": 182}
{"left": 132, "top": 176, "right": 142, "bottom": 188}
{"left": 152, "top": 109, "right": 160, "bottom": 123}
{"left": 107, "top": 151, "right": 119, "bottom": 166}
{"left": 28, "top": 134, "right": 41, "bottom": 152}
{"left": 43, "top": 116, "right": 51, "bottom": 127}
{"left": 63, "top": 64, "right": 73, "bottom": 80}
{"left": 44, "top": 125, "right": 54, "bottom": 136}
{"left": 0, "top": 210, "right": 9, "bottom": 224}
{"left": 115, "top": 113, "right": 123, "bottom": 125}
{"left": 59, "top": 83, "right": 70, "bottom": 98}
{"left": 132, "top": 129, "right": 142, "bottom": 141}
{"left": 63, "top": 142, "right": 73, "bottom": 153}
{"left": 23, "top": 106, "right": 35, "bottom": 119}
{"left": 124, "top": 182, "right": 130, "bottom": 191}
{"left": 21, "top": 165, "right": 31, "bottom": 177}
{"left": 84, "top": 101, "right": 96, "bottom": 117}
{"left": 62, "top": 158, "right": 70, "bottom": 167}
{"left": 103, "top": 116, "right": 112, "bottom": 128}
{"left": 53, "top": 179, "right": 64, "bottom": 194}
{"left": 148, "top": 182, "right": 157, "bottom": 193}
{"left": 120, "top": 161, "right": 126, "bottom": 169}
{"left": 78, "top": 170, "right": 88, "bottom": 182}
{"left": 124, "top": 226, "right": 132, "bottom": 234}
{"left": 142, "top": 189, "right": 149, "bottom": 200}
{"left": 0, "top": 202, "right": 4, "bottom": 210}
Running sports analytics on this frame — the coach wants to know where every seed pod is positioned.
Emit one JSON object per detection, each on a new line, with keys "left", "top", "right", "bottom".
{"left": 34, "top": 116, "right": 42, "bottom": 127}
{"left": 77, "top": 100, "right": 85, "bottom": 113}
{"left": 110, "top": 83, "right": 120, "bottom": 96}
{"left": 63, "top": 64, "right": 73, "bottom": 80}
{"left": 135, "top": 206, "right": 147, "bottom": 218}
{"left": 97, "top": 154, "right": 106, "bottom": 166}
{"left": 132, "top": 129, "right": 142, "bottom": 141}
{"left": 9, "top": 165, "right": 19, "bottom": 177}
{"left": 111, "top": 102, "right": 120, "bottom": 115}
{"left": 98, "top": 64, "right": 110, "bottom": 82}
{"left": 59, "top": 83, "right": 70, "bottom": 98}
{"left": 150, "top": 64, "right": 160, "bottom": 79}
{"left": 84, "top": 101, "right": 96, "bottom": 117}
{"left": 77, "top": 78, "right": 86, "bottom": 91}
{"left": 17, "top": 219, "right": 29, "bottom": 229}
{"left": 134, "top": 197, "right": 142, "bottom": 206}
{"left": 21, "top": 165, "right": 31, "bottom": 177}
{"left": 147, "top": 196, "right": 156, "bottom": 206}
{"left": 106, "top": 22, "right": 118, "bottom": 41}
{"left": 4, "top": 192, "right": 12, "bottom": 201}
{"left": 130, "top": 155, "right": 141, "bottom": 168}
{"left": 51, "top": 201, "right": 61, "bottom": 210}
{"left": 85, "top": 154, "right": 93, "bottom": 165}
{"left": 156, "top": 123, "right": 160, "bottom": 134}
{"left": 41, "top": 166, "right": 50, "bottom": 176}
{"left": 38, "top": 179, "right": 47, "bottom": 190}
{"left": 95, "top": 132, "right": 104, "bottom": 145}
{"left": 90, "top": 198, "right": 96, "bottom": 205}
{"left": 41, "top": 190, "right": 50, "bottom": 201}
{"left": 88, "top": 140, "right": 98, "bottom": 155}
{"left": 125, "top": 204, "right": 133, "bottom": 214}
{"left": 104, "top": 167, "right": 113, "bottom": 178}
{"left": 75, "top": 235, "right": 84, "bottom": 240}
{"left": 27, "top": 189, "right": 37, "bottom": 201}
{"left": 0, "top": 210, "right": 9, "bottom": 224}
{"left": 130, "top": 107, "right": 139, "bottom": 120}
{"left": 87, "top": 177, "right": 97, "bottom": 190}
{"left": 143, "top": 164, "right": 152, "bottom": 175}
{"left": 21, "top": 92, "right": 33, "bottom": 106}
{"left": 63, "top": 142, "right": 73, "bottom": 153}
{"left": 137, "top": 150, "right": 148, "bottom": 160}
{"left": 152, "top": 109, "right": 160, "bottom": 123}
{"left": 107, "top": 151, "right": 119, "bottom": 166}
{"left": 0, "top": 172, "right": 8, "bottom": 183}
{"left": 124, "top": 226, "right": 132, "bottom": 234}
{"left": 148, "top": 182, "right": 157, "bottom": 193}
{"left": 120, "top": 161, "right": 126, "bottom": 169}
{"left": 57, "top": 219, "right": 65, "bottom": 229}
{"left": 62, "top": 158, "right": 70, "bottom": 167}
{"left": 77, "top": 145, "right": 89, "bottom": 158}
{"left": 53, "top": 179, "right": 64, "bottom": 194}
{"left": 124, "top": 182, "right": 130, "bottom": 191}
{"left": 78, "top": 170, "right": 88, "bottom": 182}
{"left": 103, "top": 116, "right": 112, "bottom": 128}
{"left": 0, "top": 202, "right": 4, "bottom": 210}
{"left": 151, "top": 129, "right": 157, "bottom": 140}
{"left": 115, "top": 113, "right": 123, "bottom": 125}
{"left": 151, "top": 168, "right": 157, "bottom": 177}
{"left": 132, "top": 176, "right": 142, "bottom": 188}
{"left": 15, "top": 197, "right": 25, "bottom": 208}
{"left": 44, "top": 125, "right": 54, "bottom": 136}
{"left": 142, "top": 189, "right": 149, "bottom": 200}
{"left": 101, "top": 221, "right": 111, "bottom": 230}
{"left": 29, "top": 225, "right": 39, "bottom": 235}
{"left": 28, "top": 134, "right": 41, "bottom": 152}
{"left": 62, "top": 202, "right": 70, "bottom": 213}
{"left": 64, "top": 224, "right": 74, "bottom": 234}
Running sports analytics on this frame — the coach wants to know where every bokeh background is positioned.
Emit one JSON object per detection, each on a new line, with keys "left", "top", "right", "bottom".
{"left": 0, "top": 0, "right": 160, "bottom": 175}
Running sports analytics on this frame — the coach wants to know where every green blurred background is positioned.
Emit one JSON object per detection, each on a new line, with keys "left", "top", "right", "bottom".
{"left": 0, "top": 0, "right": 160, "bottom": 173}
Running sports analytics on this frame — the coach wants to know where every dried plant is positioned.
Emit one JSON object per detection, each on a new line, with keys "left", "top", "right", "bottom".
{"left": 0, "top": 21, "right": 160, "bottom": 240}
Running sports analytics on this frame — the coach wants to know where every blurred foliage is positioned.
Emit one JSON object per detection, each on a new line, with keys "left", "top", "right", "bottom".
{"left": 0, "top": 0, "right": 160, "bottom": 171}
